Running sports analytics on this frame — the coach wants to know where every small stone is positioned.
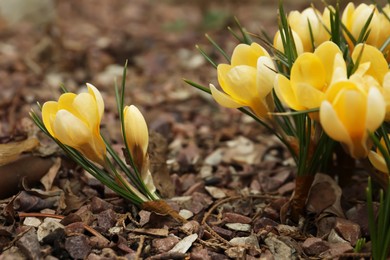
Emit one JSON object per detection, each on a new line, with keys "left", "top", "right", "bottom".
{"left": 37, "top": 220, "right": 65, "bottom": 242}
{"left": 97, "top": 209, "right": 116, "bottom": 232}
{"left": 65, "top": 235, "right": 91, "bottom": 259}
{"left": 302, "top": 237, "right": 329, "bottom": 256}
{"left": 225, "top": 246, "right": 246, "bottom": 259}
{"left": 190, "top": 246, "right": 211, "bottom": 260}
{"left": 90, "top": 197, "right": 113, "bottom": 214}
{"left": 64, "top": 222, "right": 85, "bottom": 235}
{"left": 181, "top": 220, "right": 200, "bottom": 234}
{"left": 16, "top": 228, "right": 41, "bottom": 260}
{"left": 205, "top": 186, "right": 226, "bottom": 199}
{"left": 320, "top": 242, "right": 353, "bottom": 258}
{"left": 225, "top": 223, "right": 251, "bottom": 232}
{"left": 152, "top": 236, "right": 180, "bottom": 253}
{"left": 23, "top": 217, "right": 41, "bottom": 227}
{"left": 169, "top": 233, "right": 198, "bottom": 254}
{"left": 179, "top": 209, "right": 193, "bottom": 220}
{"left": 212, "top": 226, "right": 234, "bottom": 240}
{"left": 223, "top": 212, "right": 251, "bottom": 224}
{"left": 230, "top": 235, "right": 259, "bottom": 249}
{"left": 334, "top": 218, "right": 361, "bottom": 246}
{"left": 264, "top": 233, "right": 297, "bottom": 259}
{"left": 328, "top": 229, "right": 348, "bottom": 244}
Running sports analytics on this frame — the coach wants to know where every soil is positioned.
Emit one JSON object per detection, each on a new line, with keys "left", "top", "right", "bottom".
{"left": 0, "top": 0, "right": 383, "bottom": 259}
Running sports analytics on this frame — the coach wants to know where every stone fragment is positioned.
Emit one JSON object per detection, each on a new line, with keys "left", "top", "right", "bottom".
{"left": 205, "top": 186, "right": 226, "bottom": 199}
{"left": 65, "top": 235, "right": 91, "bottom": 259}
{"left": 97, "top": 209, "right": 116, "bottom": 232}
{"left": 37, "top": 220, "right": 64, "bottom": 242}
{"left": 264, "top": 234, "right": 297, "bottom": 259}
{"left": 230, "top": 235, "right": 259, "bottom": 249}
{"left": 225, "top": 223, "right": 251, "bottom": 232}
{"left": 223, "top": 212, "right": 251, "bottom": 224}
{"left": 179, "top": 209, "right": 193, "bottom": 220}
{"left": 319, "top": 242, "right": 353, "bottom": 258}
{"left": 211, "top": 226, "right": 233, "bottom": 240}
{"left": 64, "top": 222, "right": 85, "bottom": 235}
{"left": 90, "top": 197, "right": 113, "bottom": 214}
{"left": 16, "top": 228, "right": 41, "bottom": 260}
{"left": 23, "top": 217, "right": 41, "bottom": 227}
{"left": 334, "top": 218, "right": 361, "bottom": 246}
{"left": 152, "top": 236, "right": 180, "bottom": 253}
{"left": 302, "top": 237, "right": 329, "bottom": 256}
{"left": 225, "top": 246, "right": 246, "bottom": 259}
{"left": 168, "top": 233, "right": 198, "bottom": 254}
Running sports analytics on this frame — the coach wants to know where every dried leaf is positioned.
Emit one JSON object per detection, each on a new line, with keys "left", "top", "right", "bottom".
{"left": 40, "top": 157, "right": 61, "bottom": 191}
{"left": 0, "top": 137, "right": 39, "bottom": 166}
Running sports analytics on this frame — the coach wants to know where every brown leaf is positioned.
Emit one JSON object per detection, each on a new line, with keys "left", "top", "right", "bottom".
{"left": 40, "top": 157, "right": 61, "bottom": 191}
{"left": 0, "top": 137, "right": 39, "bottom": 166}
{"left": 0, "top": 155, "right": 54, "bottom": 199}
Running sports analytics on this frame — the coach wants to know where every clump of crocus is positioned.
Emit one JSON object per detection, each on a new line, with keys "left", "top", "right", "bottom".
{"left": 31, "top": 75, "right": 185, "bottom": 222}
{"left": 274, "top": 7, "right": 330, "bottom": 53}
{"left": 41, "top": 83, "right": 106, "bottom": 165}
{"left": 210, "top": 42, "right": 276, "bottom": 120}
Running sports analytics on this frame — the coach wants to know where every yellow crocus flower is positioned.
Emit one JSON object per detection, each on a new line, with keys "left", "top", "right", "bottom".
{"left": 342, "top": 3, "right": 381, "bottom": 49}
{"left": 274, "top": 41, "right": 344, "bottom": 111}
{"left": 42, "top": 83, "right": 106, "bottom": 165}
{"left": 273, "top": 7, "right": 330, "bottom": 54}
{"left": 123, "top": 105, "right": 156, "bottom": 195}
{"left": 210, "top": 42, "right": 276, "bottom": 120}
{"left": 368, "top": 135, "right": 390, "bottom": 174}
{"left": 320, "top": 80, "right": 386, "bottom": 159}
{"left": 123, "top": 105, "right": 149, "bottom": 171}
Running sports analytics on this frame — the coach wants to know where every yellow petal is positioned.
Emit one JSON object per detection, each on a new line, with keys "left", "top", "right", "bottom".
{"left": 274, "top": 74, "right": 305, "bottom": 110}
{"left": 273, "top": 30, "right": 304, "bottom": 55}
{"left": 53, "top": 110, "right": 91, "bottom": 147}
{"left": 291, "top": 53, "right": 326, "bottom": 91}
{"left": 295, "top": 82, "right": 325, "bottom": 109}
{"left": 73, "top": 93, "right": 99, "bottom": 128}
{"left": 42, "top": 101, "right": 59, "bottom": 137}
{"left": 87, "top": 83, "right": 104, "bottom": 120}
{"left": 320, "top": 100, "right": 352, "bottom": 149}
{"left": 365, "top": 87, "right": 386, "bottom": 132}
{"left": 231, "top": 43, "right": 269, "bottom": 67}
{"left": 123, "top": 105, "right": 149, "bottom": 159}
{"left": 368, "top": 151, "right": 389, "bottom": 173}
{"left": 57, "top": 93, "right": 81, "bottom": 119}
{"left": 210, "top": 84, "right": 245, "bottom": 108}
{"left": 352, "top": 44, "right": 388, "bottom": 84}
{"left": 314, "top": 41, "right": 343, "bottom": 84}
{"left": 256, "top": 56, "right": 276, "bottom": 97}
{"left": 218, "top": 64, "right": 257, "bottom": 102}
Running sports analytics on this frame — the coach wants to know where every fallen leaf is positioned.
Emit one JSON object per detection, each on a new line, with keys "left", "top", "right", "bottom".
{"left": 40, "top": 157, "right": 61, "bottom": 191}
{"left": 0, "top": 137, "right": 39, "bottom": 166}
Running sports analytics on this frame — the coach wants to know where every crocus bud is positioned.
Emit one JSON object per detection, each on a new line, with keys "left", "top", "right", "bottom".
{"left": 123, "top": 105, "right": 149, "bottom": 171}
{"left": 42, "top": 83, "right": 106, "bottom": 165}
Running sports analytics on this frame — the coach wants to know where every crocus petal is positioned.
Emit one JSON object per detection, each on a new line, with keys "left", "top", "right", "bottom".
{"left": 210, "top": 84, "right": 245, "bottom": 108}
{"left": 123, "top": 105, "right": 149, "bottom": 158}
{"left": 42, "top": 101, "right": 59, "bottom": 137}
{"left": 320, "top": 100, "right": 352, "bottom": 149}
{"left": 87, "top": 83, "right": 104, "bottom": 120}
{"left": 53, "top": 110, "right": 91, "bottom": 147}
{"left": 295, "top": 82, "right": 325, "bottom": 109}
{"left": 291, "top": 53, "right": 326, "bottom": 90}
{"left": 314, "top": 41, "right": 344, "bottom": 84}
{"left": 218, "top": 64, "right": 257, "bottom": 102}
{"left": 231, "top": 43, "right": 269, "bottom": 67}
{"left": 257, "top": 56, "right": 276, "bottom": 97}
{"left": 73, "top": 93, "right": 99, "bottom": 128}
{"left": 365, "top": 87, "right": 386, "bottom": 132}
{"left": 273, "top": 30, "right": 304, "bottom": 55}
{"left": 368, "top": 151, "right": 389, "bottom": 173}
{"left": 274, "top": 74, "right": 305, "bottom": 110}
{"left": 352, "top": 44, "right": 388, "bottom": 84}
{"left": 57, "top": 93, "right": 80, "bottom": 119}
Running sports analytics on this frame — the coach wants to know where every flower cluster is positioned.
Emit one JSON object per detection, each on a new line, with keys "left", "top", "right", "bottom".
{"left": 31, "top": 82, "right": 159, "bottom": 206}
{"left": 209, "top": 3, "right": 390, "bottom": 164}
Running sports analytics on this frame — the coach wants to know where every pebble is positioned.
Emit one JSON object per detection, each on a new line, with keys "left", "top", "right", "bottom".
{"left": 65, "top": 235, "right": 91, "bottom": 259}
{"left": 205, "top": 186, "right": 226, "bottom": 199}
{"left": 37, "top": 220, "right": 64, "bottom": 242}
{"left": 230, "top": 235, "right": 259, "bottom": 248}
{"left": 23, "top": 217, "right": 41, "bottom": 227}
{"left": 179, "top": 209, "right": 194, "bottom": 220}
{"left": 16, "top": 228, "right": 41, "bottom": 259}
{"left": 225, "top": 223, "right": 251, "bottom": 232}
